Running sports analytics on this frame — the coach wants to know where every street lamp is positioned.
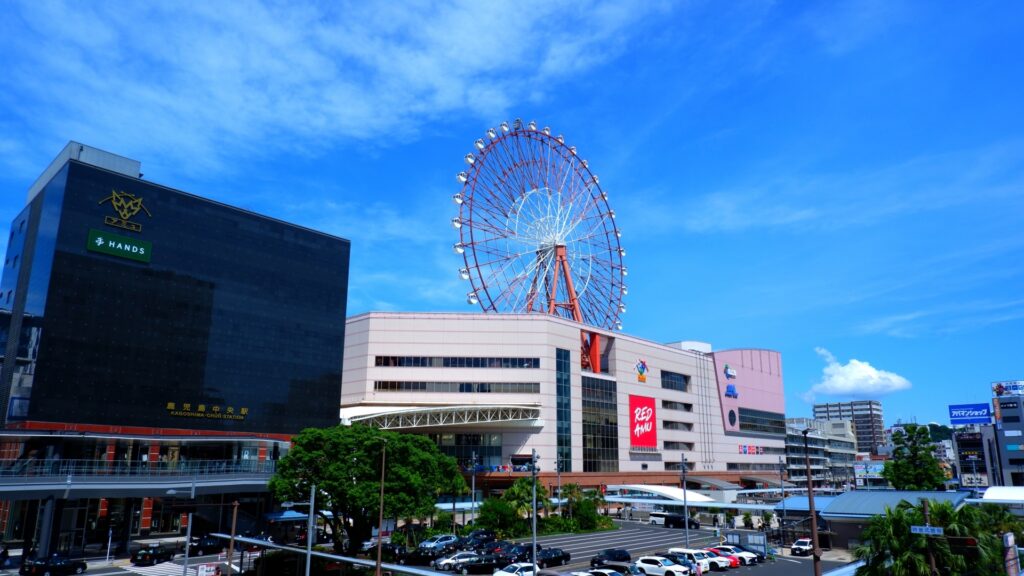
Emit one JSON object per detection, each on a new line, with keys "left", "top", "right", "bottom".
{"left": 471, "top": 451, "right": 478, "bottom": 524}
{"left": 680, "top": 453, "right": 690, "bottom": 548}
{"left": 556, "top": 455, "right": 562, "bottom": 516}
{"left": 281, "top": 483, "right": 317, "bottom": 576}
{"left": 531, "top": 449, "right": 539, "bottom": 576}
{"left": 227, "top": 500, "right": 240, "bottom": 575}
{"left": 802, "top": 429, "right": 822, "bottom": 576}
{"left": 376, "top": 438, "right": 388, "bottom": 576}
{"left": 779, "top": 456, "right": 786, "bottom": 544}
{"left": 166, "top": 480, "right": 196, "bottom": 576}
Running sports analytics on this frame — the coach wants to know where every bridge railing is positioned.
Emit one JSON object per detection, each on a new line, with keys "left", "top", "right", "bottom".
{"left": 0, "top": 458, "right": 275, "bottom": 483}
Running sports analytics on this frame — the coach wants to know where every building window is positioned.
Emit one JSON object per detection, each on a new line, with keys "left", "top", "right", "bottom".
{"left": 374, "top": 356, "right": 540, "bottom": 368}
{"left": 582, "top": 376, "right": 618, "bottom": 473}
{"left": 663, "top": 420, "right": 693, "bottom": 431}
{"left": 661, "top": 370, "right": 690, "bottom": 392}
{"left": 556, "top": 348, "right": 572, "bottom": 472}
{"left": 374, "top": 381, "right": 540, "bottom": 393}
{"left": 738, "top": 408, "right": 786, "bottom": 436}
{"left": 663, "top": 441, "right": 694, "bottom": 451}
{"left": 662, "top": 400, "right": 693, "bottom": 412}
{"left": 427, "top": 433, "right": 503, "bottom": 469}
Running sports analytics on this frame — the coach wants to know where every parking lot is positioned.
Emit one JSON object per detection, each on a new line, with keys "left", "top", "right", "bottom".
{"left": 533, "top": 522, "right": 848, "bottom": 575}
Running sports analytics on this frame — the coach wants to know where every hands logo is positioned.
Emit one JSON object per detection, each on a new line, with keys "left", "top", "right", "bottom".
{"left": 635, "top": 359, "right": 648, "bottom": 382}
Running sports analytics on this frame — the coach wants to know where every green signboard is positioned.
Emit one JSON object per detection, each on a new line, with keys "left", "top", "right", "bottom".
{"left": 86, "top": 229, "right": 152, "bottom": 263}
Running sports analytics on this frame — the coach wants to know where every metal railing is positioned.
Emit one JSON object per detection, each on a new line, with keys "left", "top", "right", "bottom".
{"left": 0, "top": 458, "right": 276, "bottom": 483}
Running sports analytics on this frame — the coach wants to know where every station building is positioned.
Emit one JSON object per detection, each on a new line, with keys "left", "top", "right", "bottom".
{"left": 0, "top": 143, "right": 350, "bottom": 556}
{"left": 340, "top": 312, "right": 788, "bottom": 498}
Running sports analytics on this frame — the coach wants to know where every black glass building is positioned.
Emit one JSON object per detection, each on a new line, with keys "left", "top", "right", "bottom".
{"left": 0, "top": 145, "right": 350, "bottom": 435}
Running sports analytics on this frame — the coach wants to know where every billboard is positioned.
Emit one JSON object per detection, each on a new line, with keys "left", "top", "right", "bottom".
{"left": 949, "top": 403, "right": 992, "bottom": 425}
{"left": 628, "top": 395, "right": 657, "bottom": 449}
{"left": 993, "top": 381, "right": 1024, "bottom": 397}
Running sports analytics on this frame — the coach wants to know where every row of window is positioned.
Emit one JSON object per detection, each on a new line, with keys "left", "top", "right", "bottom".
{"left": 374, "top": 356, "right": 540, "bottom": 368}
{"left": 663, "top": 420, "right": 693, "bottom": 431}
{"left": 727, "top": 462, "right": 786, "bottom": 471}
{"left": 582, "top": 376, "right": 619, "bottom": 472}
{"left": 662, "top": 400, "right": 693, "bottom": 412}
{"left": 663, "top": 441, "right": 695, "bottom": 451}
{"left": 374, "top": 381, "right": 540, "bottom": 393}
{"left": 740, "top": 408, "right": 787, "bottom": 436}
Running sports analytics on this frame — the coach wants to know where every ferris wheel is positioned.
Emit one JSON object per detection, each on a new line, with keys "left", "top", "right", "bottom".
{"left": 452, "top": 119, "right": 627, "bottom": 330}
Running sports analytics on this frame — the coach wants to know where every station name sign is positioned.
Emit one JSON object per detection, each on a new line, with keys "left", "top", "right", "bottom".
{"left": 87, "top": 229, "right": 152, "bottom": 263}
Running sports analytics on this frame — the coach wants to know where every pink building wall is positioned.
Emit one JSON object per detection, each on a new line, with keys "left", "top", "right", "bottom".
{"left": 712, "top": 349, "right": 785, "bottom": 433}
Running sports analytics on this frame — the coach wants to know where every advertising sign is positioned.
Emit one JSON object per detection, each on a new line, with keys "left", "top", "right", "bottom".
{"left": 855, "top": 462, "right": 885, "bottom": 479}
{"left": 628, "top": 395, "right": 657, "bottom": 449}
{"left": 993, "top": 381, "right": 1024, "bottom": 397}
{"left": 949, "top": 403, "right": 991, "bottom": 425}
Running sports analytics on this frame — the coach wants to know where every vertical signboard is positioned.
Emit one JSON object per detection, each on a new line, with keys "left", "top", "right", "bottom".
{"left": 629, "top": 395, "right": 657, "bottom": 449}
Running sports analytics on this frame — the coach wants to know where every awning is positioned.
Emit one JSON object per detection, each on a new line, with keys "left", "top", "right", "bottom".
{"left": 689, "top": 477, "right": 741, "bottom": 490}
{"left": 741, "top": 475, "right": 796, "bottom": 488}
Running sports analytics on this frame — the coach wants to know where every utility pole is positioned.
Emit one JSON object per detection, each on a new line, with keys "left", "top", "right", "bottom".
{"left": 531, "top": 449, "right": 539, "bottom": 576}
{"left": 375, "top": 439, "right": 388, "bottom": 576}
{"left": 556, "top": 455, "right": 562, "bottom": 516}
{"left": 304, "top": 484, "right": 315, "bottom": 576}
{"left": 779, "top": 456, "right": 787, "bottom": 544}
{"left": 681, "top": 452, "right": 690, "bottom": 548}
{"left": 922, "top": 499, "right": 938, "bottom": 576}
{"left": 802, "top": 429, "right": 822, "bottom": 576}
{"left": 227, "top": 500, "right": 239, "bottom": 575}
{"left": 471, "top": 451, "right": 477, "bottom": 524}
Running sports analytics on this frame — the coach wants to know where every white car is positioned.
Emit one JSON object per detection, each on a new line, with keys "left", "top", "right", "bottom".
{"left": 419, "top": 534, "right": 459, "bottom": 550}
{"left": 360, "top": 536, "right": 390, "bottom": 552}
{"left": 433, "top": 551, "right": 480, "bottom": 571}
{"left": 494, "top": 562, "right": 536, "bottom": 576}
{"left": 634, "top": 556, "right": 690, "bottom": 576}
{"left": 791, "top": 538, "right": 813, "bottom": 556}
{"left": 709, "top": 545, "right": 757, "bottom": 566}
{"left": 666, "top": 549, "right": 711, "bottom": 574}
{"left": 701, "top": 553, "right": 731, "bottom": 571}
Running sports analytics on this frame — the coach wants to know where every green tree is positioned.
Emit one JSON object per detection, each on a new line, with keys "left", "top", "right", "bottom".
{"left": 269, "top": 424, "right": 465, "bottom": 552}
{"left": 476, "top": 497, "right": 523, "bottom": 538}
{"left": 881, "top": 424, "right": 946, "bottom": 491}
{"left": 502, "top": 476, "right": 549, "bottom": 521}
{"left": 560, "top": 483, "right": 583, "bottom": 519}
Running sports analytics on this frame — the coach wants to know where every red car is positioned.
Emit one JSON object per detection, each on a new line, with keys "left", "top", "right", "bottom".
{"left": 702, "top": 549, "right": 739, "bottom": 569}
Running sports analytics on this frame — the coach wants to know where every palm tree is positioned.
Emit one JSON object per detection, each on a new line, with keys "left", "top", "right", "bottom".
{"left": 503, "top": 477, "right": 549, "bottom": 521}
{"left": 560, "top": 483, "right": 584, "bottom": 519}
{"left": 854, "top": 501, "right": 960, "bottom": 576}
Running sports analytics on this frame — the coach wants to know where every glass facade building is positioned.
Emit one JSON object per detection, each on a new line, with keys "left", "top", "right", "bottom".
{"left": 0, "top": 158, "right": 350, "bottom": 435}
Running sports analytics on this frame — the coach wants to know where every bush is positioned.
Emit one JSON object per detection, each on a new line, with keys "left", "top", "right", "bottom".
{"left": 476, "top": 497, "right": 525, "bottom": 538}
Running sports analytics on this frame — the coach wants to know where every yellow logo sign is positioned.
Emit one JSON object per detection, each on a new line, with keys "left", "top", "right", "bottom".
{"left": 99, "top": 189, "right": 151, "bottom": 232}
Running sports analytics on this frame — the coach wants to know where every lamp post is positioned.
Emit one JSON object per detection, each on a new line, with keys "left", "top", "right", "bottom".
{"left": 802, "top": 429, "right": 822, "bottom": 576}
{"left": 375, "top": 439, "right": 388, "bottom": 576}
{"left": 531, "top": 449, "right": 539, "bottom": 576}
{"left": 556, "top": 456, "right": 562, "bottom": 516}
{"left": 779, "top": 456, "right": 786, "bottom": 544}
{"left": 680, "top": 453, "right": 690, "bottom": 548}
{"left": 305, "top": 484, "right": 316, "bottom": 576}
{"left": 471, "top": 451, "right": 478, "bottom": 523}
{"left": 227, "top": 500, "right": 239, "bottom": 575}
{"left": 167, "top": 479, "right": 196, "bottom": 576}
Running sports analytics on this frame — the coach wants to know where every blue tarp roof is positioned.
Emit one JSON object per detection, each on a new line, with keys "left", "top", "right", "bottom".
{"left": 265, "top": 510, "right": 334, "bottom": 522}
{"left": 775, "top": 495, "right": 837, "bottom": 514}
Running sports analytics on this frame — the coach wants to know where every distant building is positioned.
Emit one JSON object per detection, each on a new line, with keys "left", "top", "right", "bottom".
{"left": 786, "top": 418, "right": 857, "bottom": 489}
{"left": 813, "top": 400, "right": 885, "bottom": 454}
{"left": 952, "top": 425, "right": 999, "bottom": 487}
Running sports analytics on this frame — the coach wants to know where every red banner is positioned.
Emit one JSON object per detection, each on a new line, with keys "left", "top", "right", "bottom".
{"left": 629, "top": 395, "right": 657, "bottom": 448}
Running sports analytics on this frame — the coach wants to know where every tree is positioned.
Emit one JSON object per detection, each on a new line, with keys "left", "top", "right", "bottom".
{"left": 269, "top": 424, "right": 465, "bottom": 552}
{"left": 560, "top": 483, "right": 583, "bottom": 519}
{"left": 881, "top": 424, "right": 946, "bottom": 491}
{"left": 502, "top": 476, "right": 549, "bottom": 521}
{"left": 854, "top": 499, "right": 1009, "bottom": 576}
{"left": 476, "top": 498, "right": 522, "bottom": 538}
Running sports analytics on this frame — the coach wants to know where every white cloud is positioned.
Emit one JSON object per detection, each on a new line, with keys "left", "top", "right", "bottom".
{"left": 0, "top": 0, "right": 669, "bottom": 177}
{"left": 805, "top": 347, "right": 911, "bottom": 400}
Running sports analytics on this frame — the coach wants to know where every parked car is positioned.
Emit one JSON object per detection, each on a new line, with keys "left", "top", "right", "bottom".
{"left": 791, "top": 538, "right": 813, "bottom": 557}
{"left": 589, "top": 569, "right": 626, "bottom": 576}
{"left": 536, "top": 547, "right": 571, "bottom": 568}
{"left": 187, "top": 534, "right": 224, "bottom": 556}
{"left": 433, "top": 551, "right": 481, "bottom": 571}
{"left": 591, "top": 548, "right": 632, "bottom": 569}
{"left": 463, "top": 528, "right": 497, "bottom": 549}
{"left": 701, "top": 549, "right": 737, "bottom": 570}
{"left": 458, "top": 553, "right": 512, "bottom": 575}
{"left": 479, "top": 540, "right": 514, "bottom": 555}
{"left": 361, "top": 536, "right": 391, "bottom": 552}
{"left": 654, "top": 552, "right": 696, "bottom": 574}
{"left": 634, "top": 556, "right": 690, "bottom": 576}
{"left": 665, "top": 549, "right": 712, "bottom": 574}
{"left": 19, "top": 555, "right": 88, "bottom": 575}
{"left": 131, "top": 545, "right": 176, "bottom": 566}
{"left": 708, "top": 545, "right": 757, "bottom": 566}
{"left": 419, "top": 534, "right": 460, "bottom": 551}
{"left": 493, "top": 562, "right": 536, "bottom": 576}
{"left": 397, "top": 547, "right": 445, "bottom": 566}
{"left": 732, "top": 544, "right": 765, "bottom": 563}
{"left": 506, "top": 542, "right": 543, "bottom": 563}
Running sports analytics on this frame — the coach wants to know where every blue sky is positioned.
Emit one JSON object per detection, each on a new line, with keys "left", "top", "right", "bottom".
{"left": 1, "top": 1, "right": 1021, "bottom": 427}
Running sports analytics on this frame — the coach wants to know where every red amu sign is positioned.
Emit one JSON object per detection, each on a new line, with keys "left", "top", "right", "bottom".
{"left": 629, "top": 395, "right": 657, "bottom": 448}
